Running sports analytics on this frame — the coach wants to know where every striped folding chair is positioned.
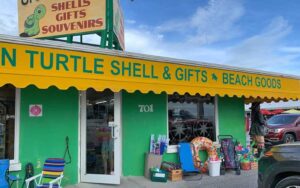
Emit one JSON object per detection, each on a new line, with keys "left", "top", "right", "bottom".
{"left": 26, "top": 158, "right": 65, "bottom": 188}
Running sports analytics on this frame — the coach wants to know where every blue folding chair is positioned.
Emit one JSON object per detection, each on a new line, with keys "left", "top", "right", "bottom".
{"left": 178, "top": 143, "right": 200, "bottom": 173}
{"left": 0, "top": 159, "right": 20, "bottom": 188}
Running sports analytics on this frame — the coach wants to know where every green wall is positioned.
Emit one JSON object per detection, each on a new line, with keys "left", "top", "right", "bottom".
{"left": 122, "top": 91, "right": 167, "bottom": 176}
{"left": 218, "top": 96, "right": 246, "bottom": 146}
{"left": 18, "top": 86, "right": 78, "bottom": 185}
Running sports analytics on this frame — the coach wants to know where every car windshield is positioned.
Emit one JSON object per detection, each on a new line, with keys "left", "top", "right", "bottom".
{"left": 267, "top": 115, "right": 298, "bottom": 126}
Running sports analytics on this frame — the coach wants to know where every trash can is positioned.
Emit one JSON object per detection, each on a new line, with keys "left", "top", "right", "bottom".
{"left": 0, "top": 159, "right": 9, "bottom": 188}
{"left": 208, "top": 160, "right": 221, "bottom": 177}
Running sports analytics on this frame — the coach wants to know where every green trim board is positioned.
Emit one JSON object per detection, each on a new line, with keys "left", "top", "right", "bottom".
{"left": 18, "top": 86, "right": 79, "bottom": 186}
{"left": 218, "top": 96, "right": 246, "bottom": 146}
{"left": 122, "top": 91, "right": 167, "bottom": 176}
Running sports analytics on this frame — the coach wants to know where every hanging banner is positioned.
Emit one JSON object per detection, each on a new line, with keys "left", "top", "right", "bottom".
{"left": 113, "top": 0, "right": 125, "bottom": 50}
{"left": 18, "top": 0, "right": 106, "bottom": 38}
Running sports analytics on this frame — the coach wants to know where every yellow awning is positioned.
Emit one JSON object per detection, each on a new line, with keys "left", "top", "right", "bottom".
{"left": 1, "top": 35, "right": 300, "bottom": 101}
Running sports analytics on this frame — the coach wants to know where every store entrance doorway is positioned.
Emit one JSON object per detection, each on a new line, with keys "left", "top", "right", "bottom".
{"left": 80, "top": 89, "right": 121, "bottom": 184}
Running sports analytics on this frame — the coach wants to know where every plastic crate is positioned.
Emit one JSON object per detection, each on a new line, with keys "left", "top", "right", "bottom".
{"left": 150, "top": 169, "right": 167, "bottom": 182}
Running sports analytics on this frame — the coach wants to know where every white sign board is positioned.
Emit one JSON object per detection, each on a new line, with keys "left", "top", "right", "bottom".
{"left": 29, "top": 104, "right": 43, "bottom": 117}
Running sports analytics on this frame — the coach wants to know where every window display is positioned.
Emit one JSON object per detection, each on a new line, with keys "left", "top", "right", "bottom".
{"left": 168, "top": 93, "right": 215, "bottom": 145}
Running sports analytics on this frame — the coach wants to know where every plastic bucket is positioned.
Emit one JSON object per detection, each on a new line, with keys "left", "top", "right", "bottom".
{"left": 208, "top": 160, "right": 221, "bottom": 176}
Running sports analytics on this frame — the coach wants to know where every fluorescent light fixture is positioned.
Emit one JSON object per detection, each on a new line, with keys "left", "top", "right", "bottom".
{"left": 96, "top": 100, "right": 107, "bottom": 104}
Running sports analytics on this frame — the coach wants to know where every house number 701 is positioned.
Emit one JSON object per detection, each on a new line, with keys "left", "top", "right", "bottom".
{"left": 138, "top": 104, "right": 154, "bottom": 112}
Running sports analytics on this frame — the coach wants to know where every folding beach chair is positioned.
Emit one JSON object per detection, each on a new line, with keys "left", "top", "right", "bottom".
{"left": 178, "top": 143, "right": 200, "bottom": 173}
{"left": 26, "top": 158, "right": 65, "bottom": 188}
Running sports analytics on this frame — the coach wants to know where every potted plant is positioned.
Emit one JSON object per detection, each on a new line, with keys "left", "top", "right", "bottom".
{"left": 240, "top": 154, "right": 251, "bottom": 170}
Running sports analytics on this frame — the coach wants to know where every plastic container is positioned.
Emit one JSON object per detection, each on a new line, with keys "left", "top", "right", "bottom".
{"left": 150, "top": 168, "right": 167, "bottom": 182}
{"left": 208, "top": 160, "right": 221, "bottom": 176}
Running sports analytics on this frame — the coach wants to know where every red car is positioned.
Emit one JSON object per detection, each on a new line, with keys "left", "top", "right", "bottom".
{"left": 265, "top": 114, "right": 300, "bottom": 144}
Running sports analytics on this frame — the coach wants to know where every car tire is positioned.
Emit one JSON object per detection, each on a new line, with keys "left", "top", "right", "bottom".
{"left": 275, "top": 176, "right": 300, "bottom": 188}
{"left": 283, "top": 133, "right": 295, "bottom": 143}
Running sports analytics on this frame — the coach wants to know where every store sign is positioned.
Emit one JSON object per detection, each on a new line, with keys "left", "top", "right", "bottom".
{"left": 113, "top": 0, "right": 125, "bottom": 50}
{"left": 29, "top": 104, "right": 43, "bottom": 117}
{"left": 18, "top": 0, "right": 106, "bottom": 38}
{"left": 138, "top": 105, "right": 154, "bottom": 113}
{"left": 0, "top": 41, "right": 300, "bottom": 100}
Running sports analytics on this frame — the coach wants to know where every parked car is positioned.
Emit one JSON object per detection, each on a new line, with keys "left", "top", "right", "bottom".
{"left": 265, "top": 114, "right": 300, "bottom": 144}
{"left": 258, "top": 142, "right": 300, "bottom": 188}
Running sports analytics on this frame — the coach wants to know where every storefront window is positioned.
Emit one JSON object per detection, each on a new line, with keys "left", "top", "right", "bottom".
{"left": 0, "top": 85, "right": 16, "bottom": 160}
{"left": 168, "top": 93, "right": 215, "bottom": 145}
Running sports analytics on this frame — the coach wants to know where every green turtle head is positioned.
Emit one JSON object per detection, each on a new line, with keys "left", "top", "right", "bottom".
{"left": 34, "top": 4, "right": 46, "bottom": 20}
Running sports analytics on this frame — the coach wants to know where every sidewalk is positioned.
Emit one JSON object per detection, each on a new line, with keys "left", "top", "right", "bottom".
{"left": 66, "top": 170, "right": 257, "bottom": 188}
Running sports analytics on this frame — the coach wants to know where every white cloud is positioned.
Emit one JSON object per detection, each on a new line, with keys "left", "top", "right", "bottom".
{"left": 189, "top": 0, "right": 244, "bottom": 44}
{"left": 156, "top": 0, "right": 245, "bottom": 45}
{"left": 125, "top": 19, "right": 136, "bottom": 25}
{"left": 0, "top": 1, "right": 18, "bottom": 36}
{"left": 280, "top": 47, "right": 300, "bottom": 53}
{"left": 125, "top": 28, "right": 170, "bottom": 56}
{"left": 125, "top": 27, "right": 229, "bottom": 64}
{"left": 226, "top": 17, "right": 295, "bottom": 69}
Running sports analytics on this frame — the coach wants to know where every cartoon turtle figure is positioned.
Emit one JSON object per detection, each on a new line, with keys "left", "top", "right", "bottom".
{"left": 20, "top": 4, "right": 46, "bottom": 37}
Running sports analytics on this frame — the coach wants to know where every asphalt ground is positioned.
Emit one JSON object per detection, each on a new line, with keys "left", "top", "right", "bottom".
{"left": 67, "top": 170, "right": 258, "bottom": 188}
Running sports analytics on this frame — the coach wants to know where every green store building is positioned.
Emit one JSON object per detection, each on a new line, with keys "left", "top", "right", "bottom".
{"left": 0, "top": 35, "right": 300, "bottom": 186}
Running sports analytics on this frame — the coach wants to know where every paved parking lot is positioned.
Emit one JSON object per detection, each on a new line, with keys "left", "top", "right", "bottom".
{"left": 67, "top": 170, "right": 258, "bottom": 188}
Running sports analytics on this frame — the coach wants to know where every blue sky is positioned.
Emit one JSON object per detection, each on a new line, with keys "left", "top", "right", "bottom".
{"left": 120, "top": 0, "right": 300, "bottom": 76}
{"left": 1, "top": 0, "right": 300, "bottom": 76}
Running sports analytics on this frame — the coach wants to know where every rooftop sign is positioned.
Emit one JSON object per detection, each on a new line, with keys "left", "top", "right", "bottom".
{"left": 18, "top": 0, "right": 106, "bottom": 38}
